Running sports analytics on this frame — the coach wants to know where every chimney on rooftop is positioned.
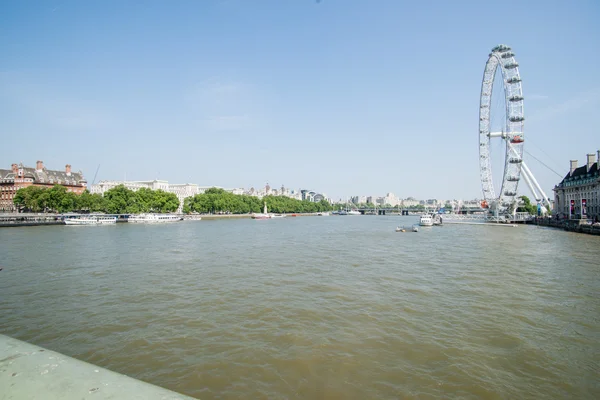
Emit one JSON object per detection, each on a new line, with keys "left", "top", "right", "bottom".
{"left": 11, "top": 163, "right": 18, "bottom": 175}
{"left": 65, "top": 164, "right": 72, "bottom": 176}
{"left": 569, "top": 160, "right": 578, "bottom": 176}
{"left": 587, "top": 153, "right": 596, "bottom": 172}
{"left": 36, "top": 160, "right": 44, "bottom": 171}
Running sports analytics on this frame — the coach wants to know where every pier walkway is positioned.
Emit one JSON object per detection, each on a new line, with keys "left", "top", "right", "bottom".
{"left": 0, "top": 334, "right": 196, "bottom": 399}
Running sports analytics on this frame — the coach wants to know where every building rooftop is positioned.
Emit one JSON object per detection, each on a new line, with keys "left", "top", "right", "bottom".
{"left": 558, "top": 161, "right": 598, "bottom": 187}
{"left": 2, "top": 163, "right": 86, "bottom": 186}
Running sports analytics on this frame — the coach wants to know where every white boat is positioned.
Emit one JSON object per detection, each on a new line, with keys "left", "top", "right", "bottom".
{"left": 270, "top": 214, "right": 286, "bottom": 218}
{"left": 419, "top": 213, "right": 434, "bottom": 226}
{"left": 338, "top": 199, "right": 361, "bottom": 215}
{"left": 317, "top": 212, "right": 330, "bottom": 216}
{"left": 252, "top": 203, "right": 271, "bottom": 220}
{"left": 65, "top": 216, "right": 117, "bottom": 225}
{"left": 127, "top": 214, "right": 183, "bottom": 223}
{"left": 182, "top": 215, "right": 202, "bottom": 221}
{"left": 412, "top": 225, "right": 419, "bottom": 232}
{"left": 433, "top": 214, "right": 443, "bottom": 226}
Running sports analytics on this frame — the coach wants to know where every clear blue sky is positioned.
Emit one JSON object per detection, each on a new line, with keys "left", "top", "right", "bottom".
{"left": 1, "top": 0, "right": 599, "bottom": 201}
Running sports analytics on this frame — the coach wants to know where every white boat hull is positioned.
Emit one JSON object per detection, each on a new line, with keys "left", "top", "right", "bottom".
{"left": 128, "top": 214, "right": 183, "bottom": 223}
{"left": 65, "top": 216, "right": 117, "bottom": 225}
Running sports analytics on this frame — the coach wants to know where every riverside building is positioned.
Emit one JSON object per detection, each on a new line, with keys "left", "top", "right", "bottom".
{"left": 553, "top": 151, "right": 600, "bottom": 221}
{"left": 0, "top": 161, "right": 86, "bottom": 212}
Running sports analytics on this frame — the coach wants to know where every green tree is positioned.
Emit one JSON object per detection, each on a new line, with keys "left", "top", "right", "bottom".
{"left": 76, "top": 190, "right": 107, "bottom": 212}
{"left": 104, "top": 185, "right": 136, "bottom": 214}
{"left": 44, "top": 185, "right": 69, "bottom": 212}
{"left": 183, "top": 187, "right": 332, "bottom": 214}
{"left": 517, "top": 195, "right": 537, "bottom": 215}
{"left": 14, "top": 186, "right": 48, "bottom": 212}
{"left": 135, "top": 187, "right": 155, "bottom": 213}
{"left": 151, "top": 190, "right": 179, "bottom": 213}
{"left": 14, "top": 185, "right": 109, "bottom": 213}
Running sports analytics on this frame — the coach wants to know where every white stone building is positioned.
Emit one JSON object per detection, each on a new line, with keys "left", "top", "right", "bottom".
{"left": 401, "top": 198, "right": 420, "bottom": 208}
{"left": 383, "top": 193, "right": 400, "bottom": 206}
{"left": 91, "top": 180, "right": 200, "bottom": 213}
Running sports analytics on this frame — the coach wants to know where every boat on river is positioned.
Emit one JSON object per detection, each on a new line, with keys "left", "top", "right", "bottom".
{"left": 419, "top": 213, "right": 434, "bottom": 226}
{"left": 64, "top": 216, "right": 117, "bottom": 225}
{"left": 128, "top": 214, "right": 183, "bottom": 223}
{"left": 396, "top": 225, "right": 419, "bottom": 232}
{"left": 252, "top": 203, "right": 271, "bottom": 220}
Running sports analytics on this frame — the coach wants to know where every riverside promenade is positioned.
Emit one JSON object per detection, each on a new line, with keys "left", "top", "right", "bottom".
{"left": 0, "top": 334, "right": 196, "bottom": 399}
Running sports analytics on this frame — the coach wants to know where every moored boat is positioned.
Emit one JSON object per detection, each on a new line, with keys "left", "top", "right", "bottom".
{"left": 128, "top": 214, "right": 183, "bottom": 223}
{"left": 64, "top": 216, "right": 117, "bottom": 225}
{"left": 419, "top": 213, "right": 434, "bottom": 226}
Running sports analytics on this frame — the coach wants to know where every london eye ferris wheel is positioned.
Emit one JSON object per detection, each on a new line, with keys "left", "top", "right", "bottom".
{"left": 478, "top": 44, "right": 551, "bottom": 214}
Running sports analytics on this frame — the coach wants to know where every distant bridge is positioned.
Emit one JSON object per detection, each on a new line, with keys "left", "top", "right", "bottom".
{"left": 347, "top": 208, "right": 489, "bottom": 215}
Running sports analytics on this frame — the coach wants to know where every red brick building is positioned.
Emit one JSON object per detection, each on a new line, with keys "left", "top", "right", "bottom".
{"left": 0, "top": 161, "right": 87, "bottom": 212}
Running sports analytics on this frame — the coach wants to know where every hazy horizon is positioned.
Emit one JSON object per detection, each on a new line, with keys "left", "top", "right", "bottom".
{"left": 1, "top": 0, "right": 599, "bottom": 201}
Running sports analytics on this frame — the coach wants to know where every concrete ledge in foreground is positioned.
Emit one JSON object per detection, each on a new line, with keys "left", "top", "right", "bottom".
{"left": 0, "top": 334, "right": 197, "bottom": 400}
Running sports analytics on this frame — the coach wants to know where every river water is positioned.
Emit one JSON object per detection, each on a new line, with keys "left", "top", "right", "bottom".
{"left": 1, "top": 216, "right": 599, "bottom": 399}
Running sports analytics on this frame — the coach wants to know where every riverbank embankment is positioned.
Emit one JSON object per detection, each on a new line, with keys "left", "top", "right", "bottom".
{"left": 529, "top": 218, "right": 600, "bottom": 236}
{"left": 0, "top": 212, "right": 323, "bottom": 227}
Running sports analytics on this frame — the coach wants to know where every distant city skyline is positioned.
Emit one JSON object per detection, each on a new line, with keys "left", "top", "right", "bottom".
{"left": 1, "top": 1, "right": 598, "bottom": 201}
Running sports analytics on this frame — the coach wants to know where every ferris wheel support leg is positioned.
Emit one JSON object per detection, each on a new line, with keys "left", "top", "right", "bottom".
{"left": 520, "top": 167, "right": 540, "bottom": 202}
{"left": 507, "top": 143, "right": 552, "bottom": 212}
{"left": 521, "top": 162, "right": 552, "bottom": 211}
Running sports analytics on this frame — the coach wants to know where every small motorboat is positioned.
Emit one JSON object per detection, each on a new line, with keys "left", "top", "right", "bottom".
{"left": 395, "top": 226, "right": 406, "bottom": 232}
{"left": 412, "top": 225, "right": 419, "bottom": 232}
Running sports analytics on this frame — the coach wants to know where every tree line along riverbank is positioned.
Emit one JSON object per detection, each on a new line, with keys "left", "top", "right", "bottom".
{"left": 8, "top": 185, "right": 335, "bottom": 215}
